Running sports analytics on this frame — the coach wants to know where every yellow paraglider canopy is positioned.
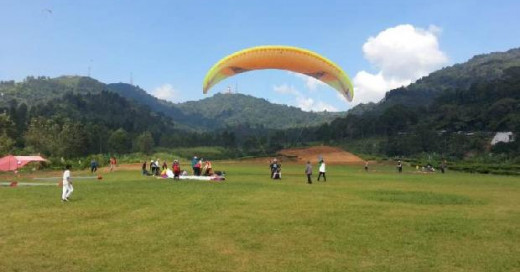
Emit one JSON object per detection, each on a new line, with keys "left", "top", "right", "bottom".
{"left": 203, "top": 45, "right": 354, "bottom": 102}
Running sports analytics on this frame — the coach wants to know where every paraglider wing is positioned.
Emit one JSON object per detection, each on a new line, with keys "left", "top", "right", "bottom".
{"left": 203, "top": 45, "right": 354, "bottom": 102}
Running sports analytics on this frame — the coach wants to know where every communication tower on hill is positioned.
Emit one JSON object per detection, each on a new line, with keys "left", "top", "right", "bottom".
{"left": 87, "top": 59, "right": 93, "bottom": 77}
{"left": 222, "top": 83, "right": 239, "bottom": 94}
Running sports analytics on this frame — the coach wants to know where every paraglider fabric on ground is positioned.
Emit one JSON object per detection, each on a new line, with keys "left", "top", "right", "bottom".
{"left": 0, "top": 155, "right": 48, "bottom": 171}
{"left": 158, "top": 170, "right": 225, "bottom": 181}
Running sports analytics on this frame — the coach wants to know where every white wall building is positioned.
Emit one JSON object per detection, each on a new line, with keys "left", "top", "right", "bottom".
{"left": 491, "top": 132, "right": 514, "bottom": 145}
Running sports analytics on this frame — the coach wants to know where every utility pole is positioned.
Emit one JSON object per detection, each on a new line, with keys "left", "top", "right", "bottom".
{"left": 88, "top": 59, "right": 93, "bottom": 77}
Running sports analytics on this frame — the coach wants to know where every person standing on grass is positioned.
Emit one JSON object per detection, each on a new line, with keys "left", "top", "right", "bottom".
{"left": 154, "top": 158, "right": 161, "bottom": 176}
{"left": 305, "top": 161, "right": 312, "bottom": 184}
{"left": 142, "top": 161, "right": 148, "bottom": 175}
{"left": 194, "top": 158, "right": 202, "bottom": 176}
{"left": 317, "top": 159, "right": 326, "bottom": 182}
{"left": 364, "top": 161, "right": 369, "bottom": 172}
{"left": 173, "top": 160, "right": 181, "bottom": 180}
{"left": 155, "top": 158, "right": 160, "bottom": 175}
{"left": 90, "top": 159, "right": 98, "bottom": 173}
{"left": 191, "top": 156, "right": 198, "bottom": 175}
{"left": 440, "top": 160, "right": 447, "bottom": 174}
{"left": 270, "top": 158, "right": 280, "bottom": 178}
{"left": 397, "top": 160, "right": 403, "bottom": 173}
{"left": 61, "top": 164, "right": 73, "bottom": 202}
{"left": 109, "top": 156, "right": 117, "bottom": 172}
{"left": 203, "top": 160, "right": 213, "bottom": 176}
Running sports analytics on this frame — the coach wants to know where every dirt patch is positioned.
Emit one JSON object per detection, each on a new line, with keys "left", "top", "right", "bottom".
{"left": 277, "top": 146, "right": 365, "bottom": 165}
{"left": 232, "top": 146, "right": 365, "bottom": 165}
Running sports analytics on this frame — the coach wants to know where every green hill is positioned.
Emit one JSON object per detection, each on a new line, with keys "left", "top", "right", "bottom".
{"left": 176, "top": 93, "right": 343, "bottom": 130}
{"left": 0, "top": 76, "right": 106, "bottom": 107}
{"left": 0, "top": 76, "right": 342, "bottom": 131}
{"left": 349, "top": 48, "right": 520, "bottom": 114}
{"left": 326, "top": 48, "right": 520, "bottom": 159}
{"left": 1, "top": 90, "right": 178, "bottom": 158}
{"left": 107, "top": 83, "right": 343, "bottom": 130}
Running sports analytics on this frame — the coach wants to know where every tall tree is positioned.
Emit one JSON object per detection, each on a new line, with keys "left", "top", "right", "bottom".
{"left": 0, "top": 109, "right": 16, "bottom": 155}
{"left": 108, "top": 128, "right": 131, "bottom": 154}
{"left": 58, "top": 120, "right": 88, "bottom": 158}
{"left": 135, "top": 131, "right": 154, "bottom": 154}
{"left": 24, "top": 117, "right": 61, "bottom": 156}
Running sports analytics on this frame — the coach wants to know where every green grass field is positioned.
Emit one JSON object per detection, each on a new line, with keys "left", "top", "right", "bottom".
{"left": 1, "top": 163, "right": 519, "bottom": 272}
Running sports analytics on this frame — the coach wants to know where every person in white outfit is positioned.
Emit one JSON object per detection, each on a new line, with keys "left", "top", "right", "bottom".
{"left": 317, "top": 159, "right": 326, "bottom": 182}
{"left": 62, "top": 165, "right": 73, "bottom": 202}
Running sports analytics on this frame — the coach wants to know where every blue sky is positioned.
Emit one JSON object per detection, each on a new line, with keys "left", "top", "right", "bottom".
{"left": 1, "top": 0, "right": 519, "bottom": 111}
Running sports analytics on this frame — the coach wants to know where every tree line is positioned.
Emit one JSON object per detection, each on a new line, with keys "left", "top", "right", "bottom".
{"left": 312, "top": 66, "right": 520, "bottom": 159}
{"left": 0, "top": 90, "right": 311, "bottom": 159}
{"left": 1, "top": 67, "right": 519, "bottom": 162}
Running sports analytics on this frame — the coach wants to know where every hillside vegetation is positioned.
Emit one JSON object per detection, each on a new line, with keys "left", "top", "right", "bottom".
{"left": 350, "top": 48, "right": 520, "bottom": 114}
{"left": 317, "top": 49, "right": 520, "bottom": 163}
{"left": 176, "top": 93, "right": 342, "bottom": 130}
{"left": 1, "top": 77, "right": 341, "bottom": 131}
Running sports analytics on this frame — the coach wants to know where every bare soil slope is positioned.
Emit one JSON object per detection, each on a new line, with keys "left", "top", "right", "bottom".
{"left": 277, "top": 146, "right": 365, "bottom": 165}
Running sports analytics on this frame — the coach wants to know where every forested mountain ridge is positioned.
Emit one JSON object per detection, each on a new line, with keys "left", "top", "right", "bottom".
{"left": 175, "top": 93, "right": 343, "bottom": 129}
{"left": 325, "top": 48, "right": 520, "bottom": 159}
{"left": 105, "top": 83, "right": 203, "bottom": 131}
{"left": 349, "top": 47, "right": 520, "bottom": 114}
{"left": 2, "top": 47, "right": 519, "bottom": 161}
{"left": 0, "top": 76, "right": 342, "bottom": 131}
{"left": 108, "top": 84, "right": 342, "bottom": 130}
{"left": 1, "top": 90, "right": 180, "bottom": 157}
{"left": 0, "top": 76, "right": 105, "bottom": 107}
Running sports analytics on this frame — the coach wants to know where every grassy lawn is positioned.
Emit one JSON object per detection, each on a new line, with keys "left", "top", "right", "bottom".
{"left": 1, "top": 163, "right": 519, "bottom": 271}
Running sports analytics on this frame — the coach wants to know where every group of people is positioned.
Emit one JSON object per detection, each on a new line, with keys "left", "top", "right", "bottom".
{"left": 141, "top": 156, "right": 213, "bottom": 179}
{"left": 89, "top": 156, "right": 117, "bottom": 173}
{"left": 142, "top": 159, "right": 182, "bottom": 179}
{"left": 191, "top": 156, "right": 213, "bottom": 176}
{"left": 61, "top": 154, "right": 451, "bottom": 202}
{"left": 145, "top": 158, "right": 162, "bottom": 176}
{"left": 304, "top": 159, "right": 327, "bottom": 184}
{"left": 268, "top": 157, "right": 327, "bottom": 184}
{"left": 414, "top": 160, "right": 447, "bottom": 174}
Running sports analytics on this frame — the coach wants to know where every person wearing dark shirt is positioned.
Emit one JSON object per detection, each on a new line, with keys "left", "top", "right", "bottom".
{"left": 305, "top": 161, "right": 312, "bottom": 184}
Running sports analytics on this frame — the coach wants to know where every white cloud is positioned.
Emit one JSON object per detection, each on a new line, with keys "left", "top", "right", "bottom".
{"left": 295, "top": 96, "right": 315, "bottom": 111}
{"left": 292, "top": 73, "right": 326, "bottom": 91}
{"left": 273, "top": 84, "right": 338, "bottom": 112}
{"left": 273, "top": 84, "right": 299, "bottom": 95}
{"left": 353, "top": 24, "right": 449, "bottom": 105}
{"left": 353, "top": 71, "right": 411, "bottom": 104}
{"left": 296, "top": 96, "right": 338, "bottom": 112}
{"left": 152, "top": 83, "right": 181, "bottom": 102}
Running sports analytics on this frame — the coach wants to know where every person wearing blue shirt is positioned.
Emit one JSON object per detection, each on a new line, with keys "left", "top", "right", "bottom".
{"left": 191, "top": 156, "right": 198, "bottom": 175}
{"left": 90, "top": 159, "right": 98, "bottom": 173}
